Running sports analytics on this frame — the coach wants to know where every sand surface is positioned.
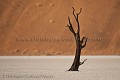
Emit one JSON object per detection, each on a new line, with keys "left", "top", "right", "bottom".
{"left": 0, "top": 0, "right": 120, "bottom": 55}
{"left": 0, "top": 56, "right": 120, "bottom": 80}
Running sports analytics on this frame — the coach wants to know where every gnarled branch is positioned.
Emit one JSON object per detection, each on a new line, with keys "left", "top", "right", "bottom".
{"left": 81, "top": 36, "right": 86, "bottom": 43}
{"left": 67, "top": 7, "right": 88, "bottom": 71}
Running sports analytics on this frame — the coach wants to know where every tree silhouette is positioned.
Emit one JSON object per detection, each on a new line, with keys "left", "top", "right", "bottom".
{"left": 66, "top": 7, "right": 88, "bottom": 71}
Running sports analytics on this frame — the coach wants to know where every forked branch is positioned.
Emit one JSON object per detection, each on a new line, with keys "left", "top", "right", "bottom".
{"left": 72, "top": 7, "right": 82, "bottom": 20}
{"left": 66, "top": 16, "right": 76, "bottom": 36}
{"left": 77, "top": 8, "right": 82, "bottom": 18}
{"left": 72, "top": 7, "right": 82, "bottom": 34}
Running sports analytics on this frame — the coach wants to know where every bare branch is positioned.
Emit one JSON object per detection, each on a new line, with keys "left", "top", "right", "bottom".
{"left": 72, "top": 7, "right": 75, "bottom": 14}
{"left": 81, "top": 36, "right": 86, "bottom": 43}
{"left": 81, "top": 37, "right": 88, "bottom": 48}
{"left": 72, "top": 7, "right": 82, "bottom": 21}
{"left": 72, "top": 7, "right": 82, "bottom": 34}
{"left": 77, "top": 8, "right": 82, "bottom": 15}
{"left": 66, "top": 16, "right": 76, "bottom": 36}
{"left": 72, "top": 7, "right": 77, "bottom": 20}
{"left": 68, "top": 16, "right": 72, "bottom": 26}
{"left": 76, "top": 8, "right": 82, "bottom": 20}
{"left": 79, "top": 59, "right": 87, "bottom": 65}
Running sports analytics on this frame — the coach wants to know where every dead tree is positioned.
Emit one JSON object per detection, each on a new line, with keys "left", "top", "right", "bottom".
{"left": 66, "top": 7, "right": 88, "bottom": 71}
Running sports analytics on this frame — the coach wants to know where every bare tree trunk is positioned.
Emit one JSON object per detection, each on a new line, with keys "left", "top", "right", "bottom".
{"left": 66, "top": 7, "right": 88, "bottom": 71}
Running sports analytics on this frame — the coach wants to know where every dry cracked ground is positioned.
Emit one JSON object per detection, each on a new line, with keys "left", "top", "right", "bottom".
{"left": 0, "top": 56, "right": 120, "bottom": 80}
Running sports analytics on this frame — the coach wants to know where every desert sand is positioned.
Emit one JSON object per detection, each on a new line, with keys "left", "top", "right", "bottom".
{"left": 0, "top": 0, "right": 120, "bottom": 55}
{"left": 0, "top": 56, "right": 120, "bottom": 80}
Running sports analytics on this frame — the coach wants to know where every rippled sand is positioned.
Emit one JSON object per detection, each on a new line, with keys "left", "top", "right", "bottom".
{"left": 0, "top": 56, "right": 120, "bottom": 80}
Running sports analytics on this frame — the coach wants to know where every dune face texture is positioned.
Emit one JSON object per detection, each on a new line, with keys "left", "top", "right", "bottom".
{"left": 0, "top": 0, "right": 120, "bottom": 55}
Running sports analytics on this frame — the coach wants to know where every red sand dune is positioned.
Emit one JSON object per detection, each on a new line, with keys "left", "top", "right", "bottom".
{"left": 0, "top": 0, "right": 120, "bottom": 55}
